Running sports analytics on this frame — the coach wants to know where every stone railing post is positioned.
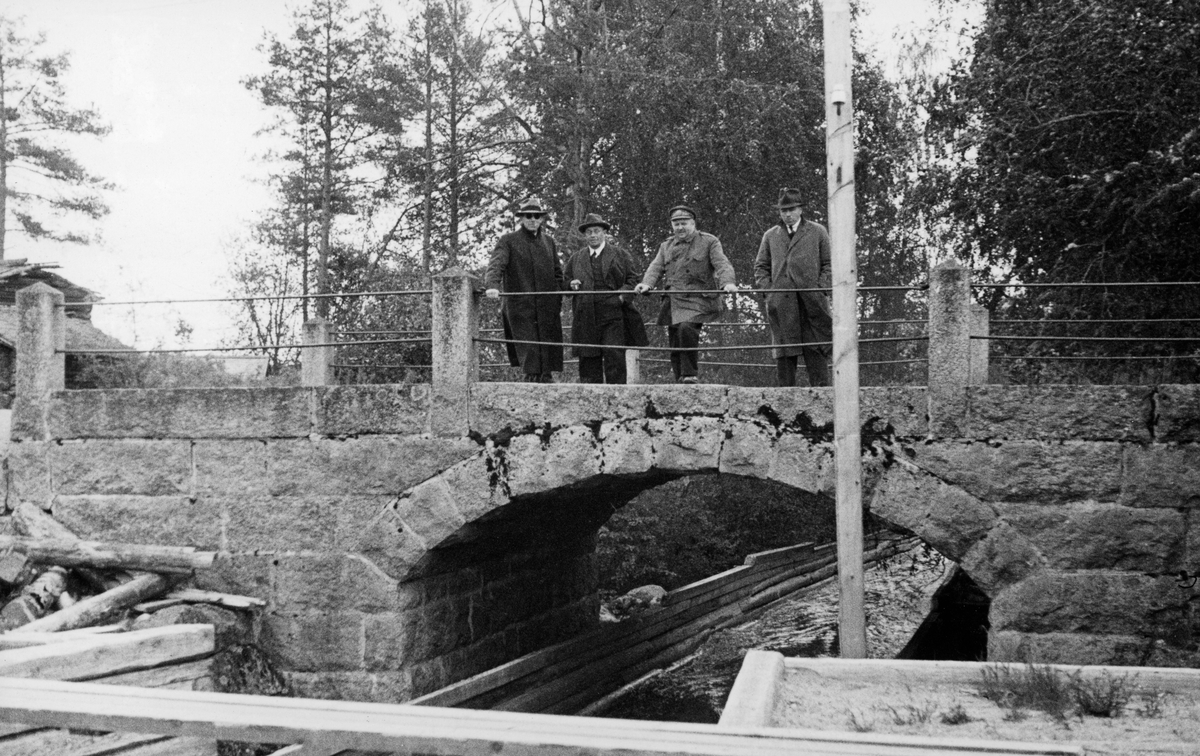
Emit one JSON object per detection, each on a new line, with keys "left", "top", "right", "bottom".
{"left": 13, "top": 283, "right": 66, "bottom": 441}
{"left": 928, "top": 259, "right": 971, "bottom": 436}
{"left": 969, "top": 304, "right": 989, "bottom": 386}
{"left": 431, "top": 268, "right": 480, "bottom": 437}
{"left": 301, "top": 318, "right": 334, "bottom": 387}
{"left": 625, "top": 350, "right": 641, "bottom": 385}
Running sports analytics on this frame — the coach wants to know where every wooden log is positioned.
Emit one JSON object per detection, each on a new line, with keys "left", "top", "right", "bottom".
{"left": 0, "top": 625, "right": 214, "bottom": 681}
{"left": 135, "top": 588, "right": 266, "bottom": 613}
{"left": 12, "top": 502, "right": 127, "bottom": 592}
{"left": 0, "top": 535, "right": 215, "bottom": 573}
{"left": 0, "top": 676, "right": 1088, "bottom": 756}
{"left": 118, "top": 736, "right": 218, "bottom": 756}
{"left": 10, "top": 572, "right": 176, "bottom": 634}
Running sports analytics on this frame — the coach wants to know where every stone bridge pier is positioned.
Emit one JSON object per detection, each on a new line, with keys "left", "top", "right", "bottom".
{"left": 4, "top": 274, "right": 1200, "bottom": 703}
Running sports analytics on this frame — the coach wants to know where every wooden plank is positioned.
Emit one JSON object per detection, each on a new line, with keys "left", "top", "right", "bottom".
{"left": 0, "top": 625, "right": 129, "bottom": 650}
{"left": 0, "top": 625, "right": 214, "bottom": 681}
{"left": 0, "top": 677, "right": 1084, "bottom": 756}
{"left": 0, "top": 728, "right": 170, "bottom": 756}
{"left": 0, "top": 536, "right": 214, "bottom": 574}
{"left": 719, "top": 650, "right": 785, "bottom": 727}
{"left": 95, "top": 657, "right": 213, "bottom": 691}
{"left": 119, "top": 737, "right": 217, "bottom": 756}
{"left": 742, "top": 542, "right": 815, "bottom": 567}
{"left": 782, "top": 657, "right": 1200, "bottom": 692}
{"left": 11, "top": 573, "right": 175, "bottom": 634}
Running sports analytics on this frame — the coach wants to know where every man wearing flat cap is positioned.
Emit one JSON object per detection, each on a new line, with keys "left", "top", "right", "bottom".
{"left": 634, "top": 205, "right": 737, "bottom": 384}
{"left": 564, "top": 213, "right": 648, "bottom": 384}
{"left": 484, "top": 197, "right": 565, "bottom": 383}
{"left": 753, "top": 187, "right": 833, "bottom": 387}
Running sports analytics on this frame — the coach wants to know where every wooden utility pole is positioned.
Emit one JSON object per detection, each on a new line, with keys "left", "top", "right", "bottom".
{"left": 823, "top": 0, "right": 866, "bottom": 658}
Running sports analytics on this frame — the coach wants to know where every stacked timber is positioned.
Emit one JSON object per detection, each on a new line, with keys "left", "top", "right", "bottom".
{"left": 0, "top": 503, "right": 267, "bottom": 756}
{"left": 410, "top": 532, "right": 918, "bottom": 715}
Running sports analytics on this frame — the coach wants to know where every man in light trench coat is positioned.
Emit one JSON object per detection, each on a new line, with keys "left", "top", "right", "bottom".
{"left": 753, "top": 187, "right": 833, "bottom": 387}
{"left": 634, "top": 205, "right": 737, "bottom": 383}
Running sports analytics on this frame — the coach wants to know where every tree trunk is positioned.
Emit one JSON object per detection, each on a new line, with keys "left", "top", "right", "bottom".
{"left": 10, "top": 573, "right": 176, "bottom": 634}
{"left": 0, "top": 536, "right": 215, "bottom": 574}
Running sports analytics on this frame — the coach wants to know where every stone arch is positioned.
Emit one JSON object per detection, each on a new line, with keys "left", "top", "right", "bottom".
{"left": 355, "top": 414, "right": 846, "bottom": 582}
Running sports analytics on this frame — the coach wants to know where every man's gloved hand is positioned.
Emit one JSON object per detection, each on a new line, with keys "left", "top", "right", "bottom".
{"left": 569, "top": 280, "right": 582, "bottom": 290}
{"left": 484, "top": 288, "right": 500, "bottom": 300}
{"left": 634, "top": 283, "right": 651, "bottom": 295}
{"left": 722, "top": 283, "right": 738, "bottom": 294}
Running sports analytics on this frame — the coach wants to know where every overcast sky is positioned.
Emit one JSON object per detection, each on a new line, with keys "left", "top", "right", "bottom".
{"left": 5, "top": 0, "right": 963, "bottom": 349}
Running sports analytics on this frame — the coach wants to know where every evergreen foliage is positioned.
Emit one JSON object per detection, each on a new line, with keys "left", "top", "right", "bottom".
{"left": 0, "top": 14, "right": 111, "bottom": 259}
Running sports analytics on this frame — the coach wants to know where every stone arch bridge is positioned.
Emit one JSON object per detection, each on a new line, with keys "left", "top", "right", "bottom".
{"left": 4, "top": 278, "right": 1199, "bottom": 703}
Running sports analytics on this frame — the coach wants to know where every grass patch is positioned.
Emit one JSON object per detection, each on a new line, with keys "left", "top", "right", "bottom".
{"left": 978, "top": 664, "right": 1149, "bottom": 721}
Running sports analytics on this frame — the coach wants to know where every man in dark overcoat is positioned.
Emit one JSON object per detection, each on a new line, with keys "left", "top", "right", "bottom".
{"left": 564, "top": 213, "right": 648, "bottom": 384}
{"left": 753, "top": 187, "right": 833, "bottom": 386}
{"left": 634, "top": 205, "right": 737, "bottom": 383}
{"left": 484, "top": 197, "right": 565, "bottom": 383}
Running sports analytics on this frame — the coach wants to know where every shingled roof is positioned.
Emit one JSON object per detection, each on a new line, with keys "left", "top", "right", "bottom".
{"left": 0, "top": 260, "right": 131, "bottom": 353}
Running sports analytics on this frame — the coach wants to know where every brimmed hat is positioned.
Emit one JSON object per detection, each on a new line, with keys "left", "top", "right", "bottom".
{"left": 669, "top": 204, "right": 697, "bottom": 221}
{"left": 577, "top": 213, "right": 611, "bottom": 233}
{"left": 774, "top": 188, "right": 804, "bottom": 209}
{"left": 514, "top": 197, "right": 549, "bottom": 216}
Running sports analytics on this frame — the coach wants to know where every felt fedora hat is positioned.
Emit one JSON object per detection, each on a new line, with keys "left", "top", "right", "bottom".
{"left": 774, "top": 188, "right": 804, "bottom": 209}
{"left": 577, "top": 213, "right": 611, "bottom": 233}
{"left": 514, "top": 197, "right": 549, "bottom": 215}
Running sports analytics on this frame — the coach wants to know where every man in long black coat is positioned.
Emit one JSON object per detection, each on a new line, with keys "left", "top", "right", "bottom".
{"left": 564, "top": 213, "right": 649, "bottom": 384}
{"left": 484, "top": 198, "right": 565, "bottom": 382}
{"left": 753, "top": 187, "right": 833, "bottom": 386}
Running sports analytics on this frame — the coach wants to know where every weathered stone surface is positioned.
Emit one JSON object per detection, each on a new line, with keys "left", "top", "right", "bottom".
{"left": 363, "top": 611, "right": 414, "bottom": 670}
{"left": 51, "top": 439, "right": 191, "bottom": 496}
{"left": 989, "top": 630, "right": 1156, "bottom": 665}
{"left": 501, "top": 426, "right": 604, "bottom": 498}
{"left": 996, "top": 501, "right": 1185, "bottom": 572}
{"left": 927, "top": 259, "right": 971, "bottom": 438}
{"left": 598, "top": 420, "right": 654, "bottom": 477}
{"left": 968, "top": 385, "right": 1152, "bottom": 441}
{"left": 959, "top": 521, "right": 1045, "bottom": 593}
{"left": 718, "top": 417, "right": 775, "bottom": 478}
{"left": 49, "top": 388, "right": 312, "bottom": 439}
{"left": 437, "top": 452, "right": 506, "bottom": 524}
{"left": 650, "top": 416, "right": 723, "bottom": 472}
{"left": 767, "top": 432, "right": 833, "bottom": 495}
{"left": 1156, "top": 384, "right": 1200, "bottom": 442}
{"left": 221, "top": 495, "right": 340, "bottom": 553}
{"left": 860, "top": 386, "right": 927, "bottom": 440}
{"left": 913, "top": 440, "right": 1122, "bottom": 503}
{"left": 725, "top": 387, "right": 834, "bottom": 431}
{"left": 869, "top": 462, "right": 997, "bottom": 561}
{"left": 315, "top": 384, "right": 431, "bottom": 436}
{"left": 193, "top": 440, "right": 269, "bottom": 495}
{"left": 393, "top": 476, "right": 467, "bottom": 546}
{"left": 1120, "top": 444, "right": 1200, "bottom": 508}
{"left": 194, "top": 552, "right": 274, "bottom": 604}
{"left": 264, "top": 610, "right": 365, "bottom": 672}
{"left": 53, "top": 494, "right": 221, "bottom": 549}
{"left": 6, "top": 441, "right": 53, "bottom": 509}
{"left": 643, "top": 384, "right": 729, "bottom": 417}
{"left": 352, "top": 506, "right": 430, "bottom": 581}
{"left": 469, "top": 383, "right": 647, "bottom": 436}
{"left": 990, "top": 571, "right": 1186, "bottom": 638}
{"left": 265, "top": 436, "right": 478, "bottom": 497}
{"left": 273, "top": 554, "right": 413, "bottom": 613}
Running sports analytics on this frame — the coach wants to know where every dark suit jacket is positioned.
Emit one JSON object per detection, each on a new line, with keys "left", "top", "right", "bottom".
{"left": 564, "top": 243, "right": 649, "bottom": 356}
